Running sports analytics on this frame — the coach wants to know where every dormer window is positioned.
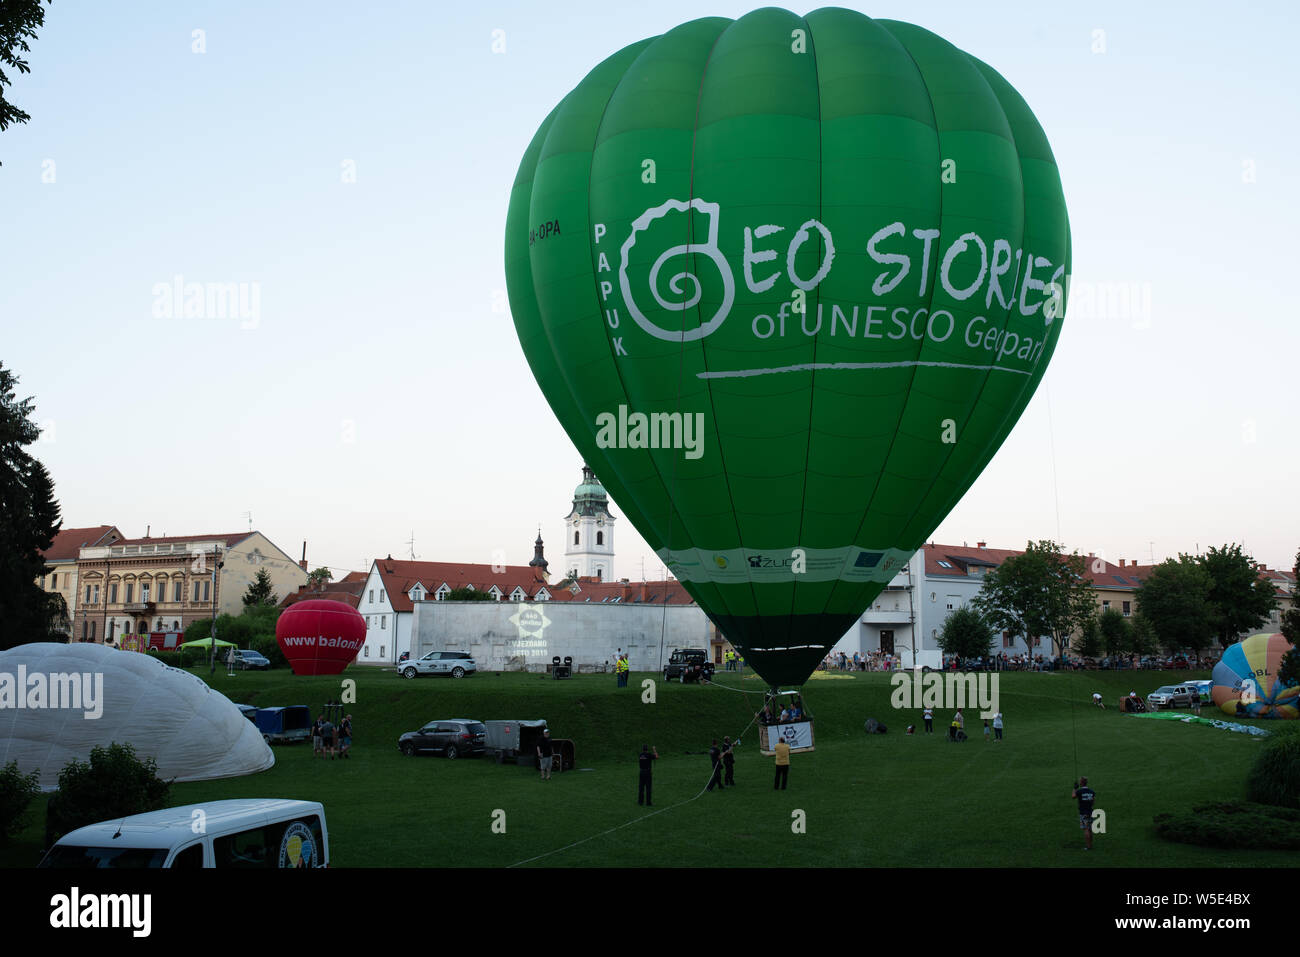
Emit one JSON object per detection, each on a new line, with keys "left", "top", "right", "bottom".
{"left": 435, "top": 584, "right": 451, "bottom": 601}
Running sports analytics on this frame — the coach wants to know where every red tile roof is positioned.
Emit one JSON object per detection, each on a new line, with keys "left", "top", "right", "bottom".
{"left": 41, "top": 526, "right": 121, "bottom": 562}
{"left": 372, "top": 559, "right": 551, "bottom": 612}
{"left": 548, "top": 578, "right": 695, "bottom": 605}
{"left": 281, "top": 580, "right": 364, "bottom": 610}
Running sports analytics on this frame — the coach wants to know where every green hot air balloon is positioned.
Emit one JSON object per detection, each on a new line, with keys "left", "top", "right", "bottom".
{"left": 506, "top": 8, "right": 1070, "bottom": 688}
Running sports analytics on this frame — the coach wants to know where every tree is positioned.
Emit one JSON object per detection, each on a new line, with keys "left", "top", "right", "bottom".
{"left": 1200, "top": 544, "right": 1277, "bottom": 649}
{"left": 936, "top": 605, "right": 995, "bottom": 660}
{"left": 1097, "top": 608, "right": 1130, "bottom": 657}
{"left": 1134, "top": 556, "right": 1213, "bottom": 656}
{"left": 0, "top": 363, "right": 63, "bottom": 649}
{"left": 306, "top": 567, "right": 333, "bottom": 589}
{"left": 1074, "top": 610, "right": 1102, "bottom": 658}
{"left": 1277, "top": 550, "right": 1300, "bottom": 686}
{"left": 0, "top": 0, "right": 52, "bottom": 163}
{"left": 242, "top": 567, "right": 276, "bottom": 607}
{"left": 971, "top": 540, "right": 1095, "bottom": 658}
{"left": 444, "top": 586, "right": 494, "bottom": 601}
{"left": 45, "top": 742, "right": 170, "bottom": 847}
{"left": 0, "top": 760, "right": 41, "bottom": 844}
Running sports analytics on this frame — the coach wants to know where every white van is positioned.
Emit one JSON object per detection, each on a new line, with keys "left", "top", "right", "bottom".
{"left": 39, "top": 799, "right": 328, "bottom": 868}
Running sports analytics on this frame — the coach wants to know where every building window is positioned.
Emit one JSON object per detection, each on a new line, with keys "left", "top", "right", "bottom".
{"left": 364, "top": 645, "right": 370, "bottom": 658}
{"left": 82, "top": 620, "right": 87, "bottom": 639}
{"left": 142, "top": 584, "right": 150, "bottom": 603}
{"left": 1032, "top": 636, "right": 1041, "bottom": 646}
{"left": 369, "top": 589, "right": 374, "bottom": 604}
{"left": 90, "top": 622, "right": 96, "bottom": 641}
{"left": 379, "top": 646, "right": 385, "bottom": 658}
{"left": 172, "top": 620, "right": 179, "bottom": 630}
{"left": 108, "top": 620, "right": 115, "bottom": 640}
{"left": 596, "top": 531, "right": 603, "bottom": 546}
{"left": 109, "top": 584, "right": 119, "bottom": 604}
{"left": 380, "top": 589, "right": 385, "bottom": 603}
{"left": 93, "top": 585, "right": 99, "bottom": 603}
{"left": 381, "top": 617, "right": 386, "bottom": 630}
{"left": 1002, "top": 631, "right": 1014, "bottom": 648}
{"left": 1122, "top": 601, "right": 1131, "bottom": 616}
{"left": 50, "top": 573, "right": 57, "bottom": 588}
{"left": 125, "top": 583, "right": 134, "bottom": 603}
{"left": 85, "top": 585, "right": 92, "bottom": 603}
{"left": 203, "top": 580, "right": 210, "bottom": 602}
{"left": 174, "top": 581, "right": 182, "bottom": 602}
{"left": 1102, "top": 600, "right": 1110, "bottom": 611}
{"left": 574, "top": 532, "right": 580, "bottom": 545}
{"left": 366, "top": 617, "right": 371, "bottom": 629}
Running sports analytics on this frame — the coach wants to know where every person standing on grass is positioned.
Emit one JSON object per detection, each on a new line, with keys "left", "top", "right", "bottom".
{"left": 637, "top": 744, "right": 658, "bottom": 806}
{"left": 1073, "top": 777, "right": 1097, "bottom": 850}
{"left": 312, "top": 715, "right": 323, "bottom": 758}
{"left": 320, "top": 715, "right": 335, "bottom": 760}
{"left": 707, "top": 739, "right": 725, "bottom": 791}
{"left": 922, "top": 707, "right": 933, "bottom": 734}
{"left": 536, "top": 728, "right": 554, "bottom": 781}
{"left": 722, "top": 736, "right": 736, "bottom": 786}
{"left": 983, "top": 718, "right": 991, "bottom": 742}
{"left": 773, "top": 736, "right": 790, "bottom": 790}
{"left": 993, "top": 711, "right": 1003, "bottom": 742}
{"left": 339, "top": 714, "right": 353, "bottom": 759}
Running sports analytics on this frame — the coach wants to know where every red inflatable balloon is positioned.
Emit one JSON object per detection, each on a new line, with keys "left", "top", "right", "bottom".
{"left": 275, "top": 600, "right": 366, "bottom": 676}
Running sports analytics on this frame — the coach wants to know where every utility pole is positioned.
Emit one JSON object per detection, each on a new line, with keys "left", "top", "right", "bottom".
{"left": 208, "top": 545, "right": 225, "bottom": 676}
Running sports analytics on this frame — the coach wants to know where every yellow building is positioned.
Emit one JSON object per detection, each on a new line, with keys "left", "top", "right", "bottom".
{"left": 72, "top": 531, "right": 307, "bottom": 643}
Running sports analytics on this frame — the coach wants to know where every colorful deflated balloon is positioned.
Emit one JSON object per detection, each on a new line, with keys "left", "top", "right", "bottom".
{"left": 1211, "top": 633, "right": 1299, "bottom": 719}
{"left": 505, "top": 8, "right": 1071, "bottom": 686}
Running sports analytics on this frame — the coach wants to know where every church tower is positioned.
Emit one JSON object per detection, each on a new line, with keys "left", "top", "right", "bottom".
{"left": 563, "top": 466, "right": 615, "bottom": 581}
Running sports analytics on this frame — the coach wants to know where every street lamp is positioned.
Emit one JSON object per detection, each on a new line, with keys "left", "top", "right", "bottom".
{"left": 207, "top": 547, "right": 225, "bottom": 676}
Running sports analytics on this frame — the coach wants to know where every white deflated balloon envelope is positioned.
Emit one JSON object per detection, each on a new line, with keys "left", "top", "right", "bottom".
{"left": 0, "top": 642, "right": 274, "bottom": 790}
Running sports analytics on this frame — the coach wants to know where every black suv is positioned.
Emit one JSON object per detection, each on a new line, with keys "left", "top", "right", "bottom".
{"left": 663, "top": 649, "right": 715, "bottom": 683}
{"left": 397, "top": 719, "right": 487, "bottom": 758}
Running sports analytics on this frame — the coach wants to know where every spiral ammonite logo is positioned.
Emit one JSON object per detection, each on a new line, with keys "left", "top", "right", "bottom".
{"left": 617, "top": 198, "right": 736, "bottom": 343}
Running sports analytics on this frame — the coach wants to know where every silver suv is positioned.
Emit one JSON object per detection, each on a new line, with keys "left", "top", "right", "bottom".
{"left": 400, "top": 651, "right": 476, "bottom": 679}
{"left": 1147, "top": 685, "right": 1200, "bottom": 710}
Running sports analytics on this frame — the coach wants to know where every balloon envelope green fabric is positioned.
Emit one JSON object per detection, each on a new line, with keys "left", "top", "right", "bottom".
{"left": 506, "top": 8, "right": 1070, "bottom": 686}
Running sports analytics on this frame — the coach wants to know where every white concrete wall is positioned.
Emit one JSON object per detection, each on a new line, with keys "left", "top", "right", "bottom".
{"left": 409, "top": 600, "right": 711, "bottom": 673}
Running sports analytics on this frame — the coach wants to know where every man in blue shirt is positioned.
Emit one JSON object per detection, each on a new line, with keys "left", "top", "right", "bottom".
{"left": 1073, "top": 777, "right": 1097, "bottom": 850}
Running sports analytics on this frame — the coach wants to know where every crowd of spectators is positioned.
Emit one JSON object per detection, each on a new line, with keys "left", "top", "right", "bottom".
{"left": 819, "top": 649, "right": 1216, "bottom": 673}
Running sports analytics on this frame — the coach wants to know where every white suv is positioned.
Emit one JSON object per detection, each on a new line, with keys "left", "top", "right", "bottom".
{"left": 401, "top": 651, "right": 477, "bottom": 679}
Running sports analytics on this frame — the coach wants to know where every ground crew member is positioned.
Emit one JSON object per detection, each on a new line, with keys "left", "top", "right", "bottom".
{"left": 637, "top": 744, "right": 658, "bottom": 805}
{"left": 722, "top": 735, "right": 736, "bottom": 785}
{"left": 1073, "top": 776, "right": 1097, "bottom": 850}
{"left": 707, "top": 739, "right": 724, "bottom": 791}
{"left": 773, "top": 736, "right": 790, "bottom": 790}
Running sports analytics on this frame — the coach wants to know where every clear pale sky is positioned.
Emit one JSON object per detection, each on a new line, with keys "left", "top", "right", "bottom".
{"left": 4, "top": 0, "right": 1297, "bottom": 581}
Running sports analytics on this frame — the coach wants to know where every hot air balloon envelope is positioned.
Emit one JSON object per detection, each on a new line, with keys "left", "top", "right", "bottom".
{"left": 275, "top": 600, "right": 366, "bottom": 676}
{"left": 506, "top": 8, "right": 1071, "bottom": 686}
{"left": 1211, "top": 633, "right": 1298, "bottom": 718}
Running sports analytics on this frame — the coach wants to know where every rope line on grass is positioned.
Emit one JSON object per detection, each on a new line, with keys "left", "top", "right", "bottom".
{"left": 508, "top": 685, "right": 764, "bottom": 868}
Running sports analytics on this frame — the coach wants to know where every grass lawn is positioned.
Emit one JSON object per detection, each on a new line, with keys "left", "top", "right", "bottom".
{"left": 4, "top": 664, "right": 1291, "bottom": 868}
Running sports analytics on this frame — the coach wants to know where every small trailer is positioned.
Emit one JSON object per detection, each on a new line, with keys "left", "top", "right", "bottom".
{"left": 255, "top": 706, "right": 312, "bottom": 744}
{"left": 482, "top": 719, "right": 578, "bottom": 771}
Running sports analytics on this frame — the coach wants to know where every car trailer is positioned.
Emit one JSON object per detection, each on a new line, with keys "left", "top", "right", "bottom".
{"left": 484, "top": 719, "right": 576, "bottom": 771}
